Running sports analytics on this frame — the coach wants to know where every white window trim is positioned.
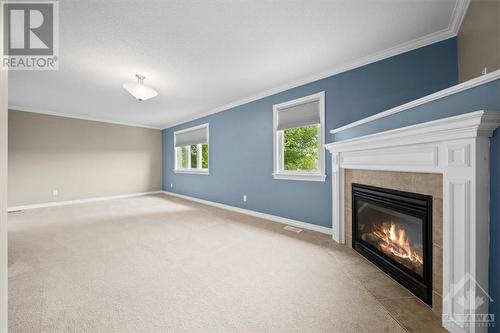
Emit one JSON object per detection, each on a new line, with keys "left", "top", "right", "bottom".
{"left": 272, "top": 91, "right": 326, "bottom": 182}
{"left": 173, "top": 123, "right": 210, "bottom": 175}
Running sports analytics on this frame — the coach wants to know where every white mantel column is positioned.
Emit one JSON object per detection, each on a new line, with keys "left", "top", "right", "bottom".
{"left": 331, "top": 152, "right": 345, "bottom": 244}
{"left": 442, "top": 137, "right": 491, "bottom": 333}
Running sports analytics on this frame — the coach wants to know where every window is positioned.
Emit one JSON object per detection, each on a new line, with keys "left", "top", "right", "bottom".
{"left": 273, "top": 92, "right": 325, "bottom": 181}
{"left": 174, "top": 123, "right": 209, "bottom": 174}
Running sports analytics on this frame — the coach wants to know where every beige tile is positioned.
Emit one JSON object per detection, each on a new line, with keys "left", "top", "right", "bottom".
{"left": 343, "top": 169, "right": 445, "bottom": 325}
{"left": 345, "top": 234, "right": 353, "bottom": 248}
{"left": 433, "top": 245, "right": 443, "bottom": 296}
{"left": 348, "top": 170, "right": 443, "bottom": 200}
{"left": 345, "top": 181, "right": 352, "bottom": 202}
{"left": 345, "top": 202, "right": 352, "bottom": 215}
{"left": 345, "top": 207, "right": 352, "bottom": 239}
{"left": 345, "top": 195, "right": 352, "bottom": 210}
{"left": 372, "top": 174, "right": 387, "bottom": 188}
{"left": 355, "top": 270, "right": 414, "bottom": 300}
{"left": 345, "top": 182, "right": 352, "bottom": 242}
{"left": 433, "top": 197, "right": 443, "bottom": 247}
{"left": 432, "top": 291, "right": 443, "bottom": 317}
{"left": 379, "top": 171, "right": 414, "bottom": 192}
{"left": 360, "top": 170, "right": 381, "bottom": 187}
{"left": 412, "top": 173, "right": 443, "bottom": 199}
{"left": 345, "top": 169, "right": 354, "bottom": 183}
{"left": 380, "top": 297, "right": 447, "bottom": 332}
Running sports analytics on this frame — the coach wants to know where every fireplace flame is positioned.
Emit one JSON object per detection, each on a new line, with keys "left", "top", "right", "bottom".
{"left": 372, "top": 222, "right": 423, "bottom": 265}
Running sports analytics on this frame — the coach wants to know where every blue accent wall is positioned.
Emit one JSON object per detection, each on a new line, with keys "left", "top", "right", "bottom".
{"left": 162, "top": 37, "right": 458, "bottom": 228}
{"left": 162, "top": 36, "right": 500, "bottom": 328}
{"left": 334, "top": 79, "right": 500, "bottom": 141}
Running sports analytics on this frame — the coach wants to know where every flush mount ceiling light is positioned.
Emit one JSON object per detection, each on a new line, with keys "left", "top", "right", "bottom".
{"left": 123, "top": 74, "right": 158, "bottom": 101}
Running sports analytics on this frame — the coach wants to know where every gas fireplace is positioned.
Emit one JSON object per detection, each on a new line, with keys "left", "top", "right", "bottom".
{"left": 352, "top": 183, "right": 432, "bottom": 305}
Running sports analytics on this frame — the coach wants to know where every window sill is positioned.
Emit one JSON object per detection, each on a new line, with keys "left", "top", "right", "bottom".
{"left": 174, "top": 169, "right": 210, "bottom": 175}
{"left": 272, "top": 173, "right": 326, "bottom": 182}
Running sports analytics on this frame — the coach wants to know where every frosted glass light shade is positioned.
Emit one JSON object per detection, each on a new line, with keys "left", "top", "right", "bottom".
{"left": 123, "top": 74, "right": 158, "bottom": 101}
{"left": 123, "top": 82, "right": 158, "bottom": 101}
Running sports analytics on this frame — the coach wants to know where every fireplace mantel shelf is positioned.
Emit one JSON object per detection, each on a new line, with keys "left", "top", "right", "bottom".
{"left": 325, "top": 110, "right": 500, "bottom": 153}
{"left": 324, "top": 110, "right": 500, "bottom": 333}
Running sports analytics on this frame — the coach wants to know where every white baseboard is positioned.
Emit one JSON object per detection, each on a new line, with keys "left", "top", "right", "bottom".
{"left": 162, "top": 191, "right": 332, "bottom": 235}
{"left": 8, "top": 191, "right": 163, "bottom": 212}
{"left": 9, "top": 190, "right": 333, "bottom": 236}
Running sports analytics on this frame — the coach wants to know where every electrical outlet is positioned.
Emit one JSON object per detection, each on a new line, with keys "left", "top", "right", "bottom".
{"left": 243, "top": 195, "right": 247, "bottom": 202}
{"left": 170, "top": 183, "right": 173, "bottom": 188}
{"left": 52, "top": 189, "right": 59, "bottom": 196}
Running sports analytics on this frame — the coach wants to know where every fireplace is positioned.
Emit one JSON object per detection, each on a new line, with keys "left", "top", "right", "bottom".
{"left": 352, "top": 183, "right": 433, "bottom": 305}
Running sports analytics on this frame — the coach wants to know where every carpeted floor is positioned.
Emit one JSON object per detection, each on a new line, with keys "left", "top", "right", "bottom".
{"left": 8, "top": 194, "right": 443, "bottom": 332}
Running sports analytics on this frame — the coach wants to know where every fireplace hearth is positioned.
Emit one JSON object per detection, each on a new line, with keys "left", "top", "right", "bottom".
{"left": 352, "top": 183, "right": 432, "bottom": 305}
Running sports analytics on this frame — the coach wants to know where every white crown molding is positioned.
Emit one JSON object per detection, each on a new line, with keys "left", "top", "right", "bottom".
{"left": 161, "top": 28, "right": 455, "bottom": 129}
{"left": 162, "top": 191, "right": 332, "bottom": 235}
{"left": 330, "top": 69, "right": 500, "bottom": 134}
{"left": 7, "top": 191, "right": 163, "bottom": 212}
{"left": 8, "top": 2, "right": 470, "bottom": 132}
{"left": 324, "top": 110, "right": 500, "bottom": 332}
{"left": 8, "top": 105, "right": 162, "bottom": 130}
{"left": 449, "top": 0, "right": 470, "bottom": 35}
{"left": 161, "top": 0, "right": 470, "bottom": 130}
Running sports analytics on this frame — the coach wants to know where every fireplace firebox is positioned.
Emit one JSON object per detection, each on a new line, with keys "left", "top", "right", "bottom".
{"left": 352, "top": 183, "right": 432, "bottom": 305}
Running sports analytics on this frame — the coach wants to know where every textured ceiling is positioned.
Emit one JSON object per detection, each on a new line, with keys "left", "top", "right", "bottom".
{"left": 8, "top": 0, "right": 462, "bottom": 128}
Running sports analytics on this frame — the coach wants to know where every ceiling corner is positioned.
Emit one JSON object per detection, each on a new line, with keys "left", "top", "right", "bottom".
{"left": 449, "top": 0, "right": 471, "bottom": 35}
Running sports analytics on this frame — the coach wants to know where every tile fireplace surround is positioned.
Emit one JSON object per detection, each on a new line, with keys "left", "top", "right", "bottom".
{"left": 345, "top": 170, "right": 443, "bottom": 314}
{"left": 325, "top": 111, "right": 500, "bottom": 333}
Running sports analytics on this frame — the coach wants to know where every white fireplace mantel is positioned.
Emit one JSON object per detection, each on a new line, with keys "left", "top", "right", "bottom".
{"left": 325, "top": 110, "right": 500, "bottom": 333}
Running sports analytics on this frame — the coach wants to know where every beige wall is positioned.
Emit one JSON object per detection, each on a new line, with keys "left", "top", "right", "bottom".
{"left": 8, "top": 111, "right": 162, "bottom": 207}
{"left": 458, "top": 0, "right": 500, "bottom": 82}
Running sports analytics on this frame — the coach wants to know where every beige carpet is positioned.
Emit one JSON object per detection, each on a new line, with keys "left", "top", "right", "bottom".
{"left": 8, "top": 194, "right": 409, "bottom": 333}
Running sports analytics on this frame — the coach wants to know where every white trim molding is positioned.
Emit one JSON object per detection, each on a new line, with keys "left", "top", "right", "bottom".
{"left": 325, "top": 110, "right": 500, "bottom": 333}
{"left": 162, "top": 191, "right": 332, "bottom": 235}
{"left": 174, "top": 169, "right": 209, "bottom": 176}
{"left": 9, "top": 105, "right": 162, "bottom": 130}
{"left": 330, "top": 69, "right": 500, "bottom": 134}
{"left": 9, "top": 2, "right": 470, "bottom": 133}
{"left": 272, "top": 173, "right": 326, "bottom": 182}
{"left": 272, "top": 91, "right": 326, "bottom": 182}
{"left": 161, "top": 0, "right": 470, "bottom": 130}
{"left": 7, "top": 191, "right": 163, "bottom": 212}
{"left": 449, "top": 0, "right": 470, "bottom": 35}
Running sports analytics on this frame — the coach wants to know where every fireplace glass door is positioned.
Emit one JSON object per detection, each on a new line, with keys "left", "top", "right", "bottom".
{"left": 356, "top": 198, "right": 424, "bottom": 277}
{"left": 352, "top": 183, "right": 432, "bottom": 304}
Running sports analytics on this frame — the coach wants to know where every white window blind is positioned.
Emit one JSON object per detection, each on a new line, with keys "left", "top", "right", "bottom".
{"left": 175, "top": 126, "right": 208, "bottom": 147}
{"left": 276, "top": 99, "right": 320, "bottom": 131}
